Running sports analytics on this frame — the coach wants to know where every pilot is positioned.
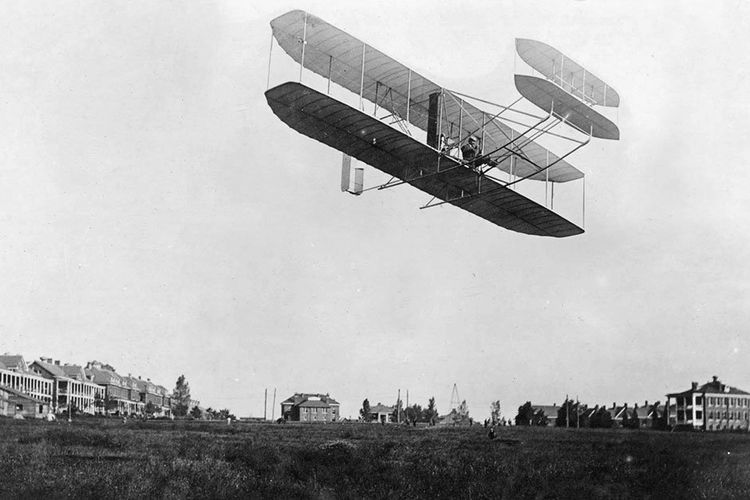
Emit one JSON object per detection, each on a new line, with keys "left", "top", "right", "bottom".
{"left": 461, "top": 136, "right": 497, "bottom": 169}
{"left": 461, "top": 136, "right": 481, "bottom": 166}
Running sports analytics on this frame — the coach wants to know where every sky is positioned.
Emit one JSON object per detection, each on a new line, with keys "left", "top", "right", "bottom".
{"left": 1, "top": 0, "right": 749, "bottom": 420}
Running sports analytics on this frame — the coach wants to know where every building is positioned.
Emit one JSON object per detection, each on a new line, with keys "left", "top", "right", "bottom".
{"left": 666, "top": 376, "right": 750, "bottom": 431}
{"left": 30, "top": 358, "right": 104, "bottom": 415}
{"left": 0, "top": 384, "right": 50, "bottom": 419}
{"left": 369, "top": 403, "right": 395, "bottom": 423}
{"left": 0, "top": 355, "right": 54, "bottom": 406}
{"left": 633, "top": 401, "right": 663, "bottom": 428}
{"left": 280, "top": 393, "right": 340, "bottom": 422}
{"left": 1, "top": 353, "right": 184, "bottom": 418}
{"left": 85, "top": 362, "right": 140, "bottom": 415}
{"left": 531, "top": 404, "right": 560, "bottom": 426}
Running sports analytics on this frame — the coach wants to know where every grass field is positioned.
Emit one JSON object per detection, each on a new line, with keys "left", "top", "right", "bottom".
{"left": 2, "top": 418, "right": 750, "bottom": 499}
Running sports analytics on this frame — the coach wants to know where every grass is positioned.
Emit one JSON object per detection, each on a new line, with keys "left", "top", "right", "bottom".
{"left": 1, "top": 418, "right": 750, "bottom": 499}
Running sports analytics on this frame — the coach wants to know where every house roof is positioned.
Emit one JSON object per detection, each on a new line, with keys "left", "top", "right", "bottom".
{"left": 0, "top": 360, "right": 6, "bottom": 370}
{"left": 61, "top": 364, "right": 87, "bottom": 381}
{"left": 281, "top": 393, "right": 340, "bottom": 407}
{"left": 667, "top": 377, "right": 750, "bottom": 397}
{"left": 32, "top": 360, "right": 69, "bottom": 378}
{"left": 531, "top": 405, "right": 559, "bottom": 417}
{"left": 370, "top": 404, "right": 394, "bottom": 413}
{"left": 86, "top": 366, "right": 123, "bottom": 386}
{"left": 0, "top": 355, "right": 27, "bottom": 372}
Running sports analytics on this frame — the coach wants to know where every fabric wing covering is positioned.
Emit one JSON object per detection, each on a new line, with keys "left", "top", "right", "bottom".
{"left": 271, "top": 10, "right": 584, "bottom": 184}
{"left": 515, "top": 38, "right": 620, "bottom": 108}
{"left": 266, "top": 82, "right": 584, "bottom": 238}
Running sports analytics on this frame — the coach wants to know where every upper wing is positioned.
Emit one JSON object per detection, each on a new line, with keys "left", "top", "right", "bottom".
{"left": 265, "top": 81, "right": 584, "bottom": 238}
{"left": 270, "top": 10, "right": 583, "bottom": 184}
{"left": 516, "top": 38, "right": 620, "bottom": 108}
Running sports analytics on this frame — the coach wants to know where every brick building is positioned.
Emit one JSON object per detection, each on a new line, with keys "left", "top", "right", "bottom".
{"left": 280, "top": 393, "right": 340, "bottom": 422}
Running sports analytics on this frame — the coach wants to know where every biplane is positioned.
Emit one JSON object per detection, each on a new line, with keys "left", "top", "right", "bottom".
{"left": 264, "top": 10, "right": 620, "bottom": 237}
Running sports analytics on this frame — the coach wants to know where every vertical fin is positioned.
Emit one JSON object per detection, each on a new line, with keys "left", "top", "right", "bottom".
{"left": 352, "top": 167, "right": 364, "bottom": 195}
{"left": 341, "top": 154, "right": 351, "bottom": 192}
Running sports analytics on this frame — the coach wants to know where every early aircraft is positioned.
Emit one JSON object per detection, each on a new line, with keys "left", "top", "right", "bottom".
{"left": 264, "top": 10, "right": 619, "bottom": 237}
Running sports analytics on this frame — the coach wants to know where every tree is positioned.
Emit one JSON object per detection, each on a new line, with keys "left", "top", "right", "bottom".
{"left": 624, "top": 406, "right": 640, "bottom": 430}
{"left": 424, "top": 397, "right": 438, "bottom": 425}
{"left": 93, "top": 393, "right": 105, "bottom": 414}
{"left": 556, "top": 400, "right": 577, "bottom": 427}
{"left": 515, "top": 402, "right": 547, "bottom": 426}
{"left": 391, "top": 398, "right": 404, "bottom": 423}
{"left": 405, "top": 404, "right": 423, "bottom": 424}
{"left": 189, "top": 406, "right": 203, "bottom": 419}
{"left": 171, "top": 375, "right": 191, "bottom": 417}
{"left": 217, "top": 408, "right": 236, "bottom": 420}
{"left": 359, "top": 399, "right": 371, "bottom": 422}
{"left": 590, "top": 406, "right": 613, "bottom": 428}
{"left": 490, "top": 401, "right": 502, "bottom": 424}
{"left": 144, "top": 401, "right": 158, "bottom": 418}
{"left": 451, "top": 400, "right": 470, "bottom": 425}
{"left": 104, "top": 394, "right": 119, "bottom": 414}
{"left": 532, "top": 409, "right": 549, "bottom": 426}
{"left": 621, "top": 405, "right": 631, "bottom": 428}
{"left": 651, "top": 401, "right": 667, "bottom": 430}
{"left": 515, "top": 402, "right": 534, "bottom": 426}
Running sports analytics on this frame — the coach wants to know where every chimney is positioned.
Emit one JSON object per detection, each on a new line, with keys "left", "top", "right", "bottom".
{"left": 54, "top": 360, "right": 60, "bottom": 366}
{"left": 691, "top": 382, "right": 698, "bottom": 390}
{"left": 613, "top": 402, "right": 616, "bottom": 409}
{"left": 645, "top": 400, "right": 649, "bottom": 407}
{"left": 713, "top": 375, "right": 719, "bottom": 383}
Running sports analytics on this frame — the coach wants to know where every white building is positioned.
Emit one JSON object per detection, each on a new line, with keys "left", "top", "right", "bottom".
{"left": 666, "top": 376, "right": 750, "bottom": 431}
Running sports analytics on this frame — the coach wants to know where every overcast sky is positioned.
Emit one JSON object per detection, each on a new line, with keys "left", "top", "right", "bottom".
{"left": 1, "top": 0, "right": 748, "bottom": 419}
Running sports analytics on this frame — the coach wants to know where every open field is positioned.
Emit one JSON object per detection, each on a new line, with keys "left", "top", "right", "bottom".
{"left": 2, "top": 419, "right": 750, "bottom": 499}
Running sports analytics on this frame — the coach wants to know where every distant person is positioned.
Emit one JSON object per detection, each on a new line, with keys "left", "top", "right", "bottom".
{"left": 488, "top": 425, "right": 496, "bottom": 440}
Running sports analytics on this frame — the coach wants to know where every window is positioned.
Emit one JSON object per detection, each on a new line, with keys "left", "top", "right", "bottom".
{"left": 708, "top": 410, "right": 714, "bottom": 419}
{"left": 696, "top": 410, "right": 703, "bottom": 420}
{"left": 695, "top": 396, "right": 703, "bottom": 405}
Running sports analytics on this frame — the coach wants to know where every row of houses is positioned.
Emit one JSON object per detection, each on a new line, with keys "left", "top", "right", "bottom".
{"left": 529, "top": 400, "right": 661, "bottom": 428}
{"left": 0, "top": 353, "right": 198, "bottom": 419}
{"left": 527, "top": 376, "right": 750, "bottom": 432}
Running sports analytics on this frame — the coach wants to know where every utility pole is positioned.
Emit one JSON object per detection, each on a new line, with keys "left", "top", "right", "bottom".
{"left": 397, "top": 389, "right": 401, "bottom": 424}
{"left": 566, "top": 394, "right": 569, "bottom": 428}
{"left": 271, "top": 388, "right": 276, "bottom": 421}
{"left": 264, "top": 388, "right": 268, "bottom": 420}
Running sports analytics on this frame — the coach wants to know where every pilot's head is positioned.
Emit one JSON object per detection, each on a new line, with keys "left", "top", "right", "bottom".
{"left": 468, "top": 136, "right": 477, "bottom": 145}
